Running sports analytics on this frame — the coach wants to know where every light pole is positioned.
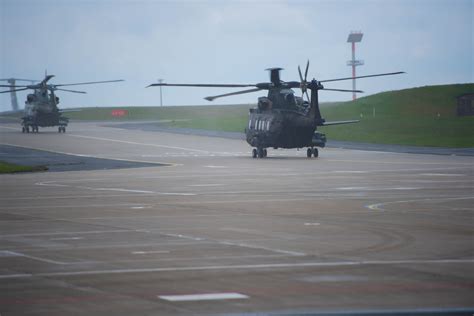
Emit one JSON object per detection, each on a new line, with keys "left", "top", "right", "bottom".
{"left": 347, "top": 31, "right": 364, "bottom": 101}
{"left": 157, "top": 79, "right": 163, "bottom": 106}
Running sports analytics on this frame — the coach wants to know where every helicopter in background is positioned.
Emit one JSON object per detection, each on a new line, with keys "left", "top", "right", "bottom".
{"left": 0, "top": 74, "right": 123, "bottom": 133}
{"left": 148, "top": 61, "right": 403, "bottom": 158}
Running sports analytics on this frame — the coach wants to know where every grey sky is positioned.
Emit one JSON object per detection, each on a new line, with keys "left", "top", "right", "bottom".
{"left": 1, "top": 0, "right": 472, "bottom": 111}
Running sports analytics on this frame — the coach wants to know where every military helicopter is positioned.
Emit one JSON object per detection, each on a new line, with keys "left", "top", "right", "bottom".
{"left": 0, "top": 74, "right": 123, "bottom": 133}
{"left": 148, "top": 62, "right": 403, "bottom": 158}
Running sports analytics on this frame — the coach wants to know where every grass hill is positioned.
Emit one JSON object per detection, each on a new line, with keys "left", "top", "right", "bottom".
{"left": 319, "top": 84, "right": 474, "bottom": 147}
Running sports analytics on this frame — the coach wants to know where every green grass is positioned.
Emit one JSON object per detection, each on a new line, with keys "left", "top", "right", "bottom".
{"left": 0, "top": 161, "right": 47, "bottom": 174}
{"left": 319, "top": 84, "right": 474, "bottom": 147}
{"left": 65, "top": 104, "right": 251, "bottom": 123}
{"left": 64, "top": 104, "right": 252, "bottom": 132}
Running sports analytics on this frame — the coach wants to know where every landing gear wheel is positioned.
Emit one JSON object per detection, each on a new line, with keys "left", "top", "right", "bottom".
{"left": 313, "top": 148, "right": 319, "bottom": 158}
{"left": 307, "top": 148, "right": 312, "bottom": 158}
{"left": 25, "top": 126, "right": 30, "bottom": 133}
{"left": 58, "top": 127, "right": 62, "bottom": 133}
{"left": 263, "top": 149, "right": 267, "bottom": 157}
{"left": 22, "top": 127, "right": 25, "bottom": 133}
{"left": 257, "top": 148, "right": 264, "bottom": 158}
{"left": 252, "top": 148, "right": 257, "bottom": 158}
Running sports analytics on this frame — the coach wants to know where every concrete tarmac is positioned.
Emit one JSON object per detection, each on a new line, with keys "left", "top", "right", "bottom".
{"left": 0, "top": 122, "right": 473, "bottom": 315}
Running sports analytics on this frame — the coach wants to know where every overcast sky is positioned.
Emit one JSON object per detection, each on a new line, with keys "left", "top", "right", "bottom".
{"left": 0, "top": 0, "right": 472, "bottom": 111}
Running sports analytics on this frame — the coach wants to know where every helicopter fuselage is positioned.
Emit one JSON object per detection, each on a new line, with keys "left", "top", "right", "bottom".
{"left": 22, "top": 89, "right": 68, "bottom": 132}
{"left": 244, "top": 85, "right": 326, "bottom": 150}
{"left": 245, "top": 107, "right": 325, "bottom": 149}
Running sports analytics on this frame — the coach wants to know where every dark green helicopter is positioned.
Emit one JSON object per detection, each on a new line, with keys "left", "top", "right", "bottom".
{"left": 148, "top": 62, "right": 403, "bottom": 158}
{"left": 0, "top": 74, "right": 123, "bottom": 133}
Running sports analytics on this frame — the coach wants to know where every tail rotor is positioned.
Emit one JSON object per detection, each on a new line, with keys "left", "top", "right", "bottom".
{"left": 298, "top": 60, "right": 310, "bottom": 101}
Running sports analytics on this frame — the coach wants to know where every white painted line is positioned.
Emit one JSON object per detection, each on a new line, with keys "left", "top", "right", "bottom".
{"left": 66, "top": 134, "right": 211, "bottom": 153}
{"left": 158, "top": 292, "right": 248, "bottom": 302}
{"left": 130, "top": 206, "right": 153, "bottom": 209}
{"left": 132, "top": 251, "right": 170, "bottom": 255}
{"left": 21, "top": 254, "right": 69, "bottom": 265}
{"left": 2, "top": 251, "right": 67, "bottom": 265}
{"left": 1, "top": 258, "right": 472, "bottom": 279}
{"left": 328, "top": 159, "right": 473, "bottom": 166}
{"left": 366, "top": 196, "right": 474, "bottom": 212}
{"left": 420, "top": 173, "right": 464, "bottom": 177}
{"left": 0, "top": 229, "right": 145, "bottom": 238}
{"left": 205, "top": 165, "right": 226, "bottom": 168}
{"left": 219, "top": 241, "right": 306, "bottom": 257}
{"left": 50, "top": 237, "right": 84, "bottom": 241}
{"left": 0, "top": 125, "right": 18, "bottom": 130}
{"left": 0, "top": 274, "right": 33, "bottom": 279}
{"left": 36, "top": 181, "right": 196, "bottom": 196}
{"left": 304, "top": 223, "right": 321, "bottom": 226}
{"left": 337, "top": 186, "right": 420, "bottom": 191}
{"left": 188, "top": 184, "right": 223, "bottom": 187}
{"left": 0, "top": 142, "right": 176, "bottom": 166}
{"left": 86, "top": 187, "right": 155, "bottom": 194}
{"left": 163, "top": 233, "right": 204, "bottom": 241}
{"left": 0, "top": 250, "right": 23, "bottom": 257}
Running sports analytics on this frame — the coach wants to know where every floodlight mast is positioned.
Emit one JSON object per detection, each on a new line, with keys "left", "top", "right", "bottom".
{"left": 7, "top": 79, "right": 18, "bottom": 111}
{"left": 347, "top": 31, "right": 364, "bottom": 100}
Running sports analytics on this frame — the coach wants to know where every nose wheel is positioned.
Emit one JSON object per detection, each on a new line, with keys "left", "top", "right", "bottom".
{"left": 307, "top": 147, "right": 319, "bottom": 158}
{"left": 252, "top": 148, "right": 267, "bottom": 158}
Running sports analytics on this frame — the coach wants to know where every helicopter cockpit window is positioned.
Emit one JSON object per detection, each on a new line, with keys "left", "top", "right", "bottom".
{"left": 258, "top": 97, "right": 272, "bottom": 111}
{"left": 281, "top": 89, "right": 296, "bottom": 107}
{"left": 295, "top": 96, "right": 304, "bottom": 106}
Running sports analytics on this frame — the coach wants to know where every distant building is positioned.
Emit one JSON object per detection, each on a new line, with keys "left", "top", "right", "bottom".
{"left": 456, "top": 94, "right": 474, "bottom": 116}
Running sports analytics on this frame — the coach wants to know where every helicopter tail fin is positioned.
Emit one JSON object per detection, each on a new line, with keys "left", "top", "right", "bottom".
{"left": 308, "top": 83, "right": 324, "bottom": 125}
{"left": 40, "top": 75, "right": 55, "bottom": 85}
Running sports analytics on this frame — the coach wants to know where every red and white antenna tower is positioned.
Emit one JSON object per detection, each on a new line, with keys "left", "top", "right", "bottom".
{"left": 347, "top": 31, "right": 364, "bottom": 100}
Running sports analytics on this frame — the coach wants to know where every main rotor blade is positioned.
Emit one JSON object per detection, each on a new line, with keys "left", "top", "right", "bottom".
{"left": 59, "top": 109, "right": 82, "bottom": 113}
{"left": 0, "top": 84, "right": 29, "bottom": 88}
{"left": 322, "top": 120, "right": 360, "bottom": 126}
{"left": 304, "top": 60, "right": 309, "bottom": 81}
{"left": 148, "top": 83, "right": 256, "bottom": 88}
{"left": 0, "top": 78, "right": 38, "bottom": 82}
{"left": 298, "top": 65, "right": 304, "bottom": 82}
{"left": 320, "top": 71, "right": 405, "bottom": 83}
{"left": 204, "top": 88, "right": 261, "bottom": 101}
{"left": 322, "top": 88, "right": 364, "bottom": 93}
{"left": 54, "top": 79, "right": 124, "bottom": 87}
{"left": 55, "top": 88, "right": 87, "bottom": 94}
{"left": 0, "top": 88, "right": 29, "bottom": 94}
